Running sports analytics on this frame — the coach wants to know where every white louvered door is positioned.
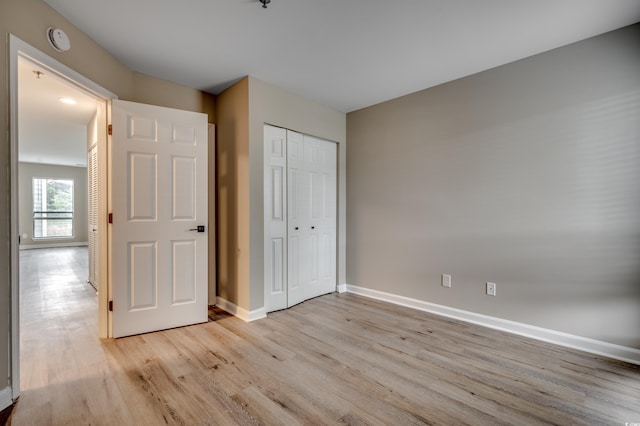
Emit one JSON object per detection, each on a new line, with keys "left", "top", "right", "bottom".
{"left": 111, "top": 99, "right": 208, "bottom": 338}
{"left": 88, "top": 144, "right": 98, "bottom": 288}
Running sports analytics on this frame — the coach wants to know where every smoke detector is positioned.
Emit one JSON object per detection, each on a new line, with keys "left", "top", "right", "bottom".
{"left": 47, "top": 27, "right": 71, "bottom": 52}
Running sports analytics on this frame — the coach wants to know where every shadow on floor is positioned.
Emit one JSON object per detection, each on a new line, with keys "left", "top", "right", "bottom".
{"left": 208, "top": 305, "right": 233, "bottom": 322}
{"left": 0, "top": 404, "right": 14, "bottom": 425}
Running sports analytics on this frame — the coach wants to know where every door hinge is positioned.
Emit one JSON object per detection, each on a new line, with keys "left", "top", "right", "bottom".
{"left": 108, "top": 300, "right": 113, "bottom": 311}
{"left": 107, "top": 124, "right": 112, "bottom": 136}
{"left": 108, "top": 213, "right": 113, "bottom": 224}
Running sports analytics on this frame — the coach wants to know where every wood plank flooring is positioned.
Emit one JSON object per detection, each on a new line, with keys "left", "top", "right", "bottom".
{"left": 8, "top": 247, "right": 640, "bottom": 425}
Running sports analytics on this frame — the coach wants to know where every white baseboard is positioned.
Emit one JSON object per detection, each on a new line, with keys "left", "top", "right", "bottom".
{"left": 0, "top": 386, "right": 13, "bottom": 411}
{"left": 20, "top": 242, "right": 88, "bottom": 250}
{"left": 337, "top": 283, "right": 348, "bottom": 293}
{"left": 215, "top": 297, "right": 267, "bottom": 322}
{"left": 343, "top": 284, "right": 640, "bottom": 366}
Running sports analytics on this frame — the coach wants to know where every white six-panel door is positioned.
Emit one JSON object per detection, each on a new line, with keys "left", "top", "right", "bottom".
{"left": 264, "top": 125, "right": 336, "bottom": 312}
{"left": 111, "top": 99, "right": 208, "bottom": 338}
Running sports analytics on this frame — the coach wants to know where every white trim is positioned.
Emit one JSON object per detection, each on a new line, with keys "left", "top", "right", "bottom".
{"left": 215, "top": 297, "right": 267, "bottom": 322}
{"left": 10, "top": 35, "right": 117, "bottom": 100}
{"left": 20, "top": 242, "right": 88, "bottom": 250}
{"left": 343, "top": 284, "right": 640, "bottom": 366}
{"left": 9, "top": 34, "right": 117, "bottom": 404}
{"left": 0, "top": 386, "right": 13, "bottom": 411}
{"left": 9, "top": 33, "right": 21, "bottom": 405}
{"left": 337, "top": 283, "right": 347, "bottom": 293}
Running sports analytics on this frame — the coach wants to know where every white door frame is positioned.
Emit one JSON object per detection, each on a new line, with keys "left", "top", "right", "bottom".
{"left": 8, "top": 35, "right": 116, "bottom": 403}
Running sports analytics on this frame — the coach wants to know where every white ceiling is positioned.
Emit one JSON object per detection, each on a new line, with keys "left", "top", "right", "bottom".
{"left": 42, "top": 0, "right": 640, "bottom": 113}
{"left": 18, "top": 57, "right": 97, "bottom": 167}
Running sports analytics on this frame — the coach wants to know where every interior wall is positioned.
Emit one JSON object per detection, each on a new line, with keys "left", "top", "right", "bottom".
{"left": 248, "top": 77, "right": 346, "bottom": 311}
{"left": 346, "top": 24, "right": 640, "bottom": 348}
{"left": 18, "top": 162, "right": 88, "bottom": 247}
{"left": 0, "top": 0, "right": 216, "bottom": 395}
{"left": 216, "top": 77, "right": 249, "bottom": 308}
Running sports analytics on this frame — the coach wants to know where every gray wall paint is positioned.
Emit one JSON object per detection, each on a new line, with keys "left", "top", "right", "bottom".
{"left": 18, "top": 162, "right": 88, "bottom": 246}
{"left": 346, "top": 24, "right": 640, "bottom": 348}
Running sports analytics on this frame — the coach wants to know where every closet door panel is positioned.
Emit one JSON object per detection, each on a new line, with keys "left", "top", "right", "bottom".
{"left": 287, "top": 130, "right": 307, "bottom": 307}
{"left": 264, "top": 125, "right": 288, "bottom": 312}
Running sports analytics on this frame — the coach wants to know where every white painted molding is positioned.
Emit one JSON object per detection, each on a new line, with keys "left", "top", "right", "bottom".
{"left": 0, "top": 386, "right": 13, "bottom": 411}
{"left": 215, "top": 297, "right": 266, "bottom": 322}
{"left": 337, "top": 283, "right": 347, "bottom": 293}
{"left": 20, "top": 242, "right": 88, "bottom": 250}
{"left": 344, "top": 284, "right": 640, "bottom": 366}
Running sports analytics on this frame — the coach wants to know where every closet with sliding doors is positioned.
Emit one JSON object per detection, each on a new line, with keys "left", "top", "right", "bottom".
{"left": 264, "top": 124, "right": 337, "bottom": 312}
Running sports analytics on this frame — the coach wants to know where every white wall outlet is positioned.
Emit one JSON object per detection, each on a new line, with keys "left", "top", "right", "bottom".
{"left": 441, "top": 274, "right": 451, "bottom": 288}
{"left": 22, "top": 233, "right": 27, "bottom": 239}
{"left": 486, "top": 282, "right": 497, "bottom": 296}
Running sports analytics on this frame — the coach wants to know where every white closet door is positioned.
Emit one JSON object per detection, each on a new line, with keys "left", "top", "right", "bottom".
{"left": 264, "top": 125, "right": 337, "bottom": 313}
{"left": 264, "top": 125, "right": 288, "bottom": 311}
{"left": 286, "top": 130, "right": 308, "bottom": 307}
{"left": 304, "top": 135, "right": 337, "bottom": 300}
{"left": 288, "top": 132, "right": 337, "bottom": 303}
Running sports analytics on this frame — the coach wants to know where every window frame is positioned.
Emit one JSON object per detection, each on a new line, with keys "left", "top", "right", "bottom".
{"left": 32, "top": 177, "right": 75, "bottom": 239}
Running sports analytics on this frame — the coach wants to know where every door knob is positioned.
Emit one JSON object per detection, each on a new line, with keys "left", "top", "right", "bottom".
{"left": 189, "top": 225, "right": 205, "bottom": 232}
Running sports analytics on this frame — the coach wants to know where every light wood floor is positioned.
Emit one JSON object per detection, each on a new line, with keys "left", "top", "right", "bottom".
{"left": 8, "top": 247, "right": 640, "bottom": 425}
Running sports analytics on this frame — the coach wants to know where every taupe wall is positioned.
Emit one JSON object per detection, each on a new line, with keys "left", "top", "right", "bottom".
{"left": 216, "top": 76, "right": 346, "bottom": 312}
{"left": 346, "top": 24, "right": 640, "bottom": 348}
{"left": 217, "top": 77, "right": 249, "bottom": 308}
{"left": 1, "top": 0, "right": 215, "bottom": 394}
{"left": 18, "top": 163, "right": 88, "bottom": 246}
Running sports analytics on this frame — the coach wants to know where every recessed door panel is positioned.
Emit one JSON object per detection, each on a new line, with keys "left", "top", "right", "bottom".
{"left": 172, "top": 124, "right": 196, "bottom": 145}
{"left": 271, "top": 167, "right": 284, "bottom": 222}
{"left": 127, "top": 115, "right": 157, "bottom": 141}
{"left": 271, "top": 238, "right": 285, "bottom": 293}
{"left": 128, "top": 242, "right": 157, "bottom": 311}
{"left": 271, "top": 137, "right": 284, "bottom": 159}
{"left": 288, "top": 236, "right": 300, "bottom": 290}
{"left": 171, "top": 240, "right": 196, "bottom": 304}
{"left": 128, "top": 153, "right": 157, "bottom": 221}
{"left": 172, "top": 156, "right": 196, "bottom": 220}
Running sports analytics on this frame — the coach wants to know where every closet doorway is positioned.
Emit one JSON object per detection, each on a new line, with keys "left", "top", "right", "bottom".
{"left": 264, "top": 125, "right": 337, "bottom": 312}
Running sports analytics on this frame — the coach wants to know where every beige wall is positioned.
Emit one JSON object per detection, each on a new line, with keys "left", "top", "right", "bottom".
{"left": 1, "top": 0, "right": 216, "bottom": 395}
{"left": 346, "top": 24, "right": 640, "bottom": 348}
{"left": 216, "top": 76, "right": 346, "bottom": 312}
{"left": 216, "top": 77, "right": 249, "bottom": 307}
{"left": 18, "top": 163, "right": 88, "bottom": 247}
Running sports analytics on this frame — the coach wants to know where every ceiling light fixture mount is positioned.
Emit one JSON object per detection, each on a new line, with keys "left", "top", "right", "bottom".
{"left": 259, "top": 0, "right": 271, "bottom": 9}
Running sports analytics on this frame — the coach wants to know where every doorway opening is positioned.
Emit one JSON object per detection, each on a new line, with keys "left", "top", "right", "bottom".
{"left": 9, "top": 35, "right": 115, "bottom": 403}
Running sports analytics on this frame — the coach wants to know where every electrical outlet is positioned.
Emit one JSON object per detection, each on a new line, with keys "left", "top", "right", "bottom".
{"left": 441, "top": 274, "right": 451, "bottom": 288}
{"left": 486, "top": 282, "right": 497, "bottom": 296}
{"left": 22, "top": 233, "right": 27, "bottom": 239}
